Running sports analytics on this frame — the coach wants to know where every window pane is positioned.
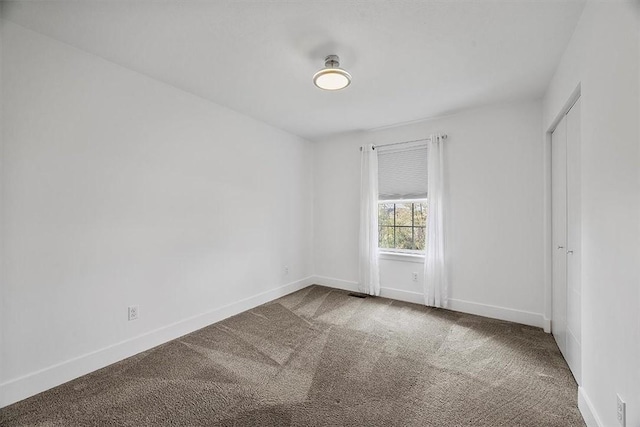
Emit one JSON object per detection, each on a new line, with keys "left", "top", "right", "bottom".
{"left": 396, "top": 227, "right": 413, "bottom": 249}
{"left": 415, "top": 226, "right": 426, "bottom": 251}
{"left": 395, "top": 203, "right": 412, "bottom": 226}
{"left": 378, "top": 203, "right": 394, "bottom": 226}
{"left": 414, "top": 203, "right": 427, "bottom": 226}
{"left": 379, "top": 226, "right": 395, "bottom": 249}
{"left": 378, "top": 201, "right": 428, "bottom": 252}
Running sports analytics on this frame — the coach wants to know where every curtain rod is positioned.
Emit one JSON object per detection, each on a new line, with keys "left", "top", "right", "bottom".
{"left": 359, "top": 135, "right": 448, "bottom": 151}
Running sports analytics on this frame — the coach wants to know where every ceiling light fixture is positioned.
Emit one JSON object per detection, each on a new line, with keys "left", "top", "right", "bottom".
{"left": 313, "top": 55, "right": 352, "bottom": 91}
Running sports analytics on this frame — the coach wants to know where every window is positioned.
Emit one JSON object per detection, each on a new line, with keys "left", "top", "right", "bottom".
{"left": 378, "top": 200, "right": 427, "bottom": 252}
{"left": 377, "top": 142, "right": 428, "bottom": 254}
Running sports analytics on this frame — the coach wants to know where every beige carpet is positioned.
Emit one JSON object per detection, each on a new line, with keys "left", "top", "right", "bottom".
{"left": 1, "top": 285, "right": 585, "bottom": 426}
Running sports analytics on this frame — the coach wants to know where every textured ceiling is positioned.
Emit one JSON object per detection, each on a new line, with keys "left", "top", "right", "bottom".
{"left": 2, "top": 1, "right": 585, "bottom": 140}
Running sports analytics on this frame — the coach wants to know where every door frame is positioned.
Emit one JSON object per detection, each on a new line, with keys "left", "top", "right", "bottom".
{"left": 543, "top": 83, "right": 581, "bottom": 334}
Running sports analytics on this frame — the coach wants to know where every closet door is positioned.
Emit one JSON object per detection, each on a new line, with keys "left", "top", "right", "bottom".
{"left": 551, "top": 97, "right": 581, "bottom": 384}
{"left": 565, "top": 98, "right": 582, "bottom": 384}
{"left": 551, "top": 116, "right": 568, "bottom": 358}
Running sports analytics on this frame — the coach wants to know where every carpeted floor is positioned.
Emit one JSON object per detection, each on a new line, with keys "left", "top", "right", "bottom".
{"left": 1, "top": 285, "right": 585, "bottom": 426}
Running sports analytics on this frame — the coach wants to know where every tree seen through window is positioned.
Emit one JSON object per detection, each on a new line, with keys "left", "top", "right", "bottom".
{"left": 378, "top": 201, "right": 427, "bottom": 251}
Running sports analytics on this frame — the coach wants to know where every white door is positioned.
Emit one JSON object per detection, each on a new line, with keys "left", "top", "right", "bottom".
{"left": 551, "top": 115, "right": 568, "bottom": 358}
{"left": 551, "top": 97, "right": 581, "bottom": 384}
{"left": 565, "top": 98, "right": 582, "bottom": 384}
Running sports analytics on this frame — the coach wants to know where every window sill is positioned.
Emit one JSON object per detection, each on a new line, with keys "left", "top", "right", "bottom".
{"left": 378, "top": 251, "right": 425, "bottom": 264}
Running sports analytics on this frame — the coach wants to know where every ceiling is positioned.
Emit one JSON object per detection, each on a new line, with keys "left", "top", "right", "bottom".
{"left": 1, "top": 1, "right": 585, "bottom": 141}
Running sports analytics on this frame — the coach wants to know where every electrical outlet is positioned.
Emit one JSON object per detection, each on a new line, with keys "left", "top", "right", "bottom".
{"left": 617, "top": 394, "right": 626, "bottom": 426}
{"left": 412, "top": 272, "right": 419, "bottom": 282}
{"left": 284, "top": 266, "right": 289, "bottom": 275}
{"left": 128, "top": 305, "right": 139, "bottom": 321}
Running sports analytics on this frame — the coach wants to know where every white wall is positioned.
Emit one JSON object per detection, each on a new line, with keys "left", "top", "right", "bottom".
{"left": 313, "top": 100, "right": 546, "bottom": 327}
{"left": 0, "top": 22, "right": 314, "bottom": 406}
{"left": 543, "top": 3, "right": 640, "bottom": 426}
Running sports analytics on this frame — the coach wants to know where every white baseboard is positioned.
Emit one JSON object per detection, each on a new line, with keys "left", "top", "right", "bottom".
{"left": 0, "top": 276, "right": 315, "bottom": 409}
{"left": 543, "top": 317, "right": 551, "bottom": 333}
{"left": 379, "top": 287, "right": 424, "bottom": 305}
{"left": 578, "top": 386, "right": 603, "bottom": 427}
{"left": 312, "top": 276, "right": 359, "bottom": 292}
{"left": 312, "top": 276, "right": 545, "bottom": 329}
{"left": 310, "top": 277, "right": 423, "bottom": 304}
{"left": 447, "top": 298, "right": 545, "bottom": 329}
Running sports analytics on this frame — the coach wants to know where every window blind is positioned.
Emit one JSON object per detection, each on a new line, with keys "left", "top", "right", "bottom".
{"left": 377, "top": 145, "right": 428, "bottom": 200}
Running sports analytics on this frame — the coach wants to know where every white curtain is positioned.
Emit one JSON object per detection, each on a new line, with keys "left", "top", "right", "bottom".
{"left": 359, "top": 144, "right": 380, "bottom": 296}
{"left": 424, "top": 134, "right": 448, "bottom": 307}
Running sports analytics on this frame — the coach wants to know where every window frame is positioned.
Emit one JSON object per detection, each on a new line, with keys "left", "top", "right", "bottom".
{"left": 377, "top": 198, "right": 427, "bottom": 257}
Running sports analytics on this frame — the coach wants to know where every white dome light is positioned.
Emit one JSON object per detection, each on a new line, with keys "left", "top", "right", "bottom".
{"left": 313, "top": 55, "right": 352, "bottom": 91}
